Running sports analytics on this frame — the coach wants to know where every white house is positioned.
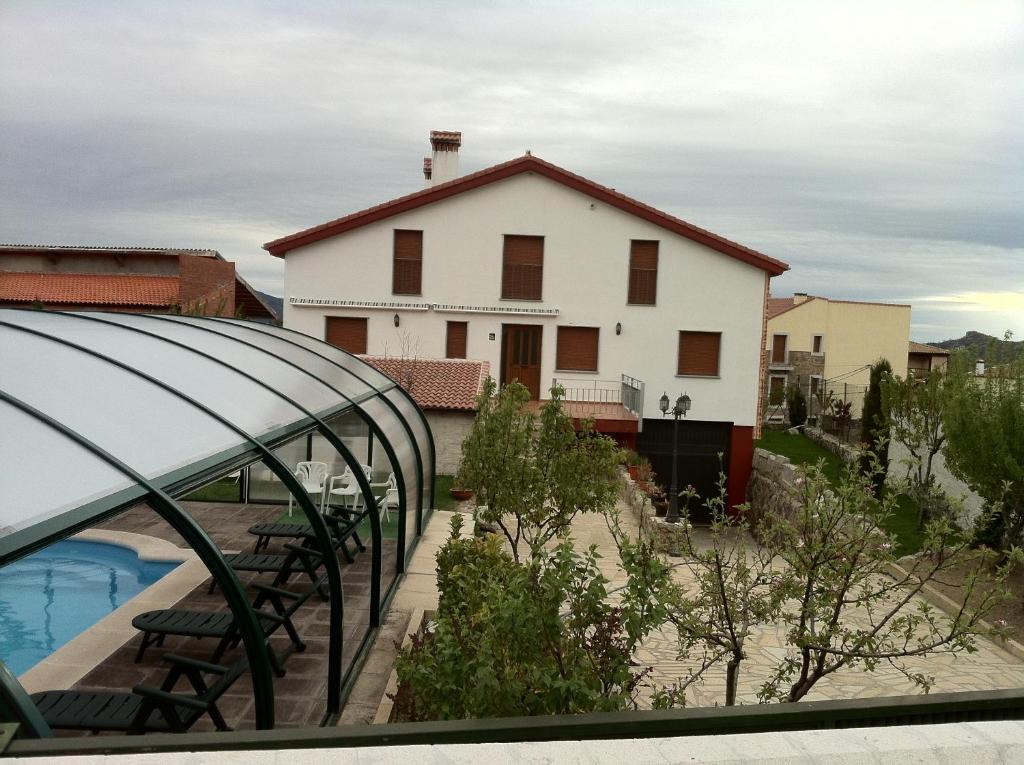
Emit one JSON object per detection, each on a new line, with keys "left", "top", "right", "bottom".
{"left": 266, "top": 132, "right": 788, "bottom": 509}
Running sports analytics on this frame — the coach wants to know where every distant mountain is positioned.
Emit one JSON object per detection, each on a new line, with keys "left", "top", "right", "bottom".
{"left": 255, "top": 290, "right": 283, "bottom": 318}
{"left": 928, "top": 331, "right": 1023, "bottom": 362}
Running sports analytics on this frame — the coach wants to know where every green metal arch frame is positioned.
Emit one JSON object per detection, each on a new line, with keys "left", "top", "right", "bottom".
{"left": 4, "top": 310, "right": 385, "bottom": 719}
{"left": 212, "top": 318, "right": 430, "bottom": 533}
{"left": 217, "top": 319, "right": 436, "bottom": 557}
{"left": 139, "top": 313, "right": 406, "bottom": 609}
{"left": 0, "top": 389, "right": 276, "bottom": 735}
{"left": 0, "top": 314, "right": 373, "bottom": 724}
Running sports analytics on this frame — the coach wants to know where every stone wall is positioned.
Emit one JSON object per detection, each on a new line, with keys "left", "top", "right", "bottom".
{"left": 803, "top": 426, "right": 860, "bottom": 463}
{"left": 424, "top": 410, "right": 474, "bottom": 475}
{"left": 620, "top": 470, "right": 686, "bottom": 555}
{"left": 746, "top": 448, "right": 802, "bottom": 528}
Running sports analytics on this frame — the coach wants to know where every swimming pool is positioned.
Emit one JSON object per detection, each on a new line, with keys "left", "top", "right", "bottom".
{"left": 0, "top": 539, "right": 180, "bottom": 675}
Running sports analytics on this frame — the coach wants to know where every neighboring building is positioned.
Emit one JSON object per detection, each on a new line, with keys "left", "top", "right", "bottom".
{"left": 907, "top": 341, "right": 950, "bottom": 377}
{"left": 362, "top": 356, "right": 489, "bottom": 475}
{"left": 0, "top": 245, "right": 278, "bottom": 321}
{"left": 764, "top": 293, "right": 911, "bottom": 422}
{"left": 266, "top": 132, "right": 788, "bottom": 508}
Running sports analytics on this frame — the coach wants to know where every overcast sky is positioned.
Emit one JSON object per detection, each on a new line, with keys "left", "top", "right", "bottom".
{"left": 1, "top": 1, "right": 1021, "bottom": 341}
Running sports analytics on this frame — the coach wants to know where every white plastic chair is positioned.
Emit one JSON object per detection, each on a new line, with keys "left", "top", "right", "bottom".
{"left": 287, "top": 461, "right": 329, "bottom": 516}
{"left": 369, "top": 472, "right": 398, "bottom": 524}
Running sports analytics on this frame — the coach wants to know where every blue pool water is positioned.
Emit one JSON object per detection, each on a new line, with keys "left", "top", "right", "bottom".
{"left": 0, "top": 540, "right": 179, "bottom": 675}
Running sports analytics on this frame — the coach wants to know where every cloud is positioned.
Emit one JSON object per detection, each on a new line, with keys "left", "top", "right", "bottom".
{"left": 0, "top": 0, "right": 1021, "bottom": 336}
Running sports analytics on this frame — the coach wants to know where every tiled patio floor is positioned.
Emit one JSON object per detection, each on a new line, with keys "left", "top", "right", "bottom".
{"left": 58, "top": 500, "right": 398, "bottom": 733}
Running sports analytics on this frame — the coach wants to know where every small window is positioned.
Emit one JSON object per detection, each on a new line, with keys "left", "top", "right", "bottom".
{"left": 812, "top": 334, "right": 824, "bottom": 354}
{"left": 627, "top": 240, "right": 658, "bottom": 305}
{"left": 501, "top": 235, "right": 544, "bottom": 300}
{"left": 771, "top": 334, "right": 788, "bottom": 364}
{"left": 678, "top": 331, "right": 721, "bottom": 376}
{"left": 392, "top": 230, "right": 423, "bottom": 295}
{"left": 446, "top": 321, "right": 468, "bottom": 359}
{"left": 325, "top": 317, "right": 368, "bottom": 354}
{"left": 556, "top": 326, "right": 599, "bottom": 372}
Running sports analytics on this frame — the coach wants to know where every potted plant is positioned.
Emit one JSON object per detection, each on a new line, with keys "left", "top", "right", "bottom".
{"left": 634, "top": 458, "right": 654, "bottom": 492}
{"left": 623, "top": 449, "right": 642, "bottom": 480}
{"left": 450, "top": 471, "right": 474, "bottom": 502}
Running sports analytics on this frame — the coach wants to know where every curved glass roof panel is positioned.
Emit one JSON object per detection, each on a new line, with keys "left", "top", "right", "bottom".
{"left": 5, "top": 310, "right": 305, "bottom": 440}
{"left": 0, "top": 400, "right": 136, "bottom": 547}
{"left": 0, "top": 309, "right": 434, "bottom": 561}
{"left": 217, "top": 320, "right": 398, "bottom": 391}
{"left": 90, "top": 313, "right": 341, "bottom": 420}
{"left": 0, "top": 324, "right": 244, "bottom": 481}
{"left": 165, "top": 316, "right": 377, "bottom": 400}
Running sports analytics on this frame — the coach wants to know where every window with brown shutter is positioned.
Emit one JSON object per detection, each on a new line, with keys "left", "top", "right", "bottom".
{"left": 392, "top": 229, "right": 422, "bottom": 295}
{"left": 627, "top": 240, "right": 658, "bottom": 305}
{"left": 771, "top": 334, "right": 788, "bottom": 364}
{"left": 556, "top": 326, "right": 599, "bottom": 372}
{"left": 325, "top": 317, "right": 368, "bottom": 354}
{"left": 677, "top": 331, "right": 721, "bottom": 376}
{"left": 501, "top": 235, "right": 544, "bottom": 300}
{"left": 446, "top": 321, "right": 468, "bottom": 359}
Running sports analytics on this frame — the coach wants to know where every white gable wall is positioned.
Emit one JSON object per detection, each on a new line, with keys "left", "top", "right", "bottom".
{"left": 283, "top": 172, "right": 768, "bottom": 426}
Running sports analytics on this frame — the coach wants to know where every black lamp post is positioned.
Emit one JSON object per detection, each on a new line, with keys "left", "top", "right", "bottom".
{"left": 659, "top": 391, "right": 692, "bottom": 524}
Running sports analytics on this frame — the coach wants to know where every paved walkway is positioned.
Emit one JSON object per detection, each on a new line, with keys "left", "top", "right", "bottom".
{"left": 372, "top": 498, "right": 1024, "bottom": 713}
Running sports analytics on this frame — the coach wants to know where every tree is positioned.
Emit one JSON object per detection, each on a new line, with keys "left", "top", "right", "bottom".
{"left": 859, "top": 358, "right": 893, "bottom": 499}
{"left": 882, "top": 370, "right": 949, "bottom": 528}
{"left": 943, "top": 348, "right": 1024, "bottom": 551}
{"left": 647, "top": 475, "right": 788, "bottom": 708}
{"left": 786, "top": 384, "right": 807, "bottom": 427}
{"left": 758, "top": 457, "right": 1013, "bottom": 703}
{"left": 456, "top": 379, "right": 622, "bottom": 562}
{"left": 653, "top": 456, "right": 1014, "bottom": 707}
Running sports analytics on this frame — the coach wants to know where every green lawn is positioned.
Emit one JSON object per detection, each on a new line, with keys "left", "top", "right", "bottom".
{"left": 433, "top": 474, "right": 458, "bottom": 512}
{"left": 183, "top": 476, "right": 242, "bottom": 502}
{"left": 755, "top": 429, "right": 924, "bottom": 554}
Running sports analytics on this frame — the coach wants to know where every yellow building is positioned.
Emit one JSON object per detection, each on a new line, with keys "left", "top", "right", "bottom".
{"left": 763, "top": 294, "right": 911, "bottom": 421}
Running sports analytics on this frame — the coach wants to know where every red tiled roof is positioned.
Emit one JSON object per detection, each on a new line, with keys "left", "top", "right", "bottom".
{"left": 766, "top": 296, "right": 796, "bottom": 319}
{"left": 264, "top": 154, "right": 789, "bottom": 276}
{"left": 909, "top": 341, "right": 950, "bottom": 356}
{"left": 360, "top": 356, "right": 489, "bottom": 412}
{"left": 0, "top": 271, "right": 179, "bottom": 306}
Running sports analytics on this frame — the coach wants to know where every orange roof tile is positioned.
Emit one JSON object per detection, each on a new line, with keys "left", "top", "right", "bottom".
{"left": 361, "top": 356, "right": 489, "bottom": 412}
{"left": 0, "top": 271, "right": 179, "bottom": 306}
{"left": 766, "top": 296, "right": 796, "bottom": 319}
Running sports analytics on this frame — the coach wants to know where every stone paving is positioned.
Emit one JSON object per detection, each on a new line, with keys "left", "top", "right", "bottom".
{"left": 587, "top": 499, "right": 1024, "bottom": 707}
{"left": 374, "top": 497, "right": 1024, "bottom": 715}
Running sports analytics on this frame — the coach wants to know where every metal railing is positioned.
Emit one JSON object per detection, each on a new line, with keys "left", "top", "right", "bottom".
{"left": 549, "top": 375, "right": 645, "bottom": 424}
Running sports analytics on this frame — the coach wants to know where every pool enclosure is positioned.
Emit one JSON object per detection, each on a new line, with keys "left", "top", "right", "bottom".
{"left": 0, "top": 309, "right": 435, "bottom": 736}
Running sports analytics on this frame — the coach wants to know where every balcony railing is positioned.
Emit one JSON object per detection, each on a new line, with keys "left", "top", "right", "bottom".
{"left": 550, "top": 375, "right": 645, "bottom": 426}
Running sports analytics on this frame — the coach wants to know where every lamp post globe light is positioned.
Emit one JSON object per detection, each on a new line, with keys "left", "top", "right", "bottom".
{"left": 659, "top": 391, "right": 692, "bottom": 524}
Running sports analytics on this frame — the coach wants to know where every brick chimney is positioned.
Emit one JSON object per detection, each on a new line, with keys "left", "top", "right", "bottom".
{"left": 429, "top": 130, "right": 461, "bottom": 185}
{"left": 422, "top": 157, "right": 432, "bottom": 188}
{"left": 793, "top": 292, "right": 809, "bottom": 304}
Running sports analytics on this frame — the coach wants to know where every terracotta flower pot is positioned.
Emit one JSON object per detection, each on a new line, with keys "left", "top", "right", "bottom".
{"left": 450, "top": 488, "right": 474, "bottom": 501}
{"left": 653, "top": 500, "right": 669, "bottom": 517}
{"left": 627, "top": 465, "right": 640, "bottom": 480}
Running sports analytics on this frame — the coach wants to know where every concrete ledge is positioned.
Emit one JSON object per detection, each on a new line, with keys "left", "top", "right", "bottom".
{"left": 887, "top": 559, "right": 1024, "bottom": 664}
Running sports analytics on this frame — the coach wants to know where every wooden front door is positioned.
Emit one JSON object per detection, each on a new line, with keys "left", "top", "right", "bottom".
{"left": 501, "top": 324, "right": 543, "bottom": 399}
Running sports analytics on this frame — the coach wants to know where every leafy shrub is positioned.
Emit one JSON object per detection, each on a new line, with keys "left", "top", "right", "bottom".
{"left": 393, "top": 515, "right": 657, "bottom": 720}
